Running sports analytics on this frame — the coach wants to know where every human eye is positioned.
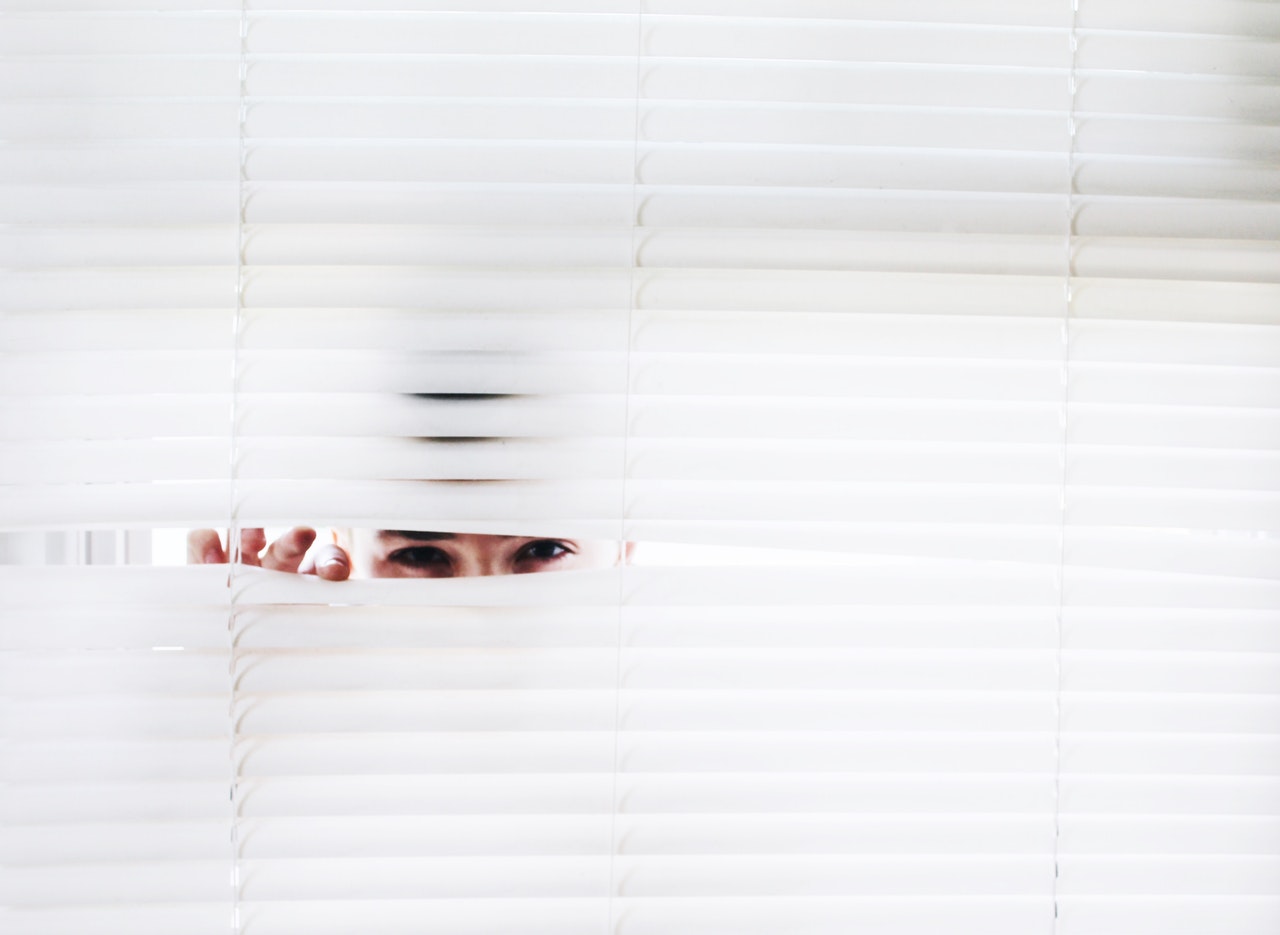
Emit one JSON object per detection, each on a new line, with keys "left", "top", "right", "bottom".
{"left": 386, "top": 546, "right": 452, "bottom": 574}
{"left": 513, "top": 539, "right": 574, "bottom": 571}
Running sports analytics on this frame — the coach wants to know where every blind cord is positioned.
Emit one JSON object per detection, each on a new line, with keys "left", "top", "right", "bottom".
{"left": 605, "top": 8, "right": 648, "bottom": 933}
{"left": 1051, "top": 0, "right": 1082, "bottom": 930}
{"left": 227, "top": 3, "right": 252, "bottom": 932}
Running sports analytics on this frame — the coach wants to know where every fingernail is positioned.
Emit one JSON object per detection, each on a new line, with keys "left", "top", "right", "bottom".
{"left": 320, "top": 557, "right": 348, "bottom": 573}
{"left": 204, "top": 547, "right": 221, "bottom": 564}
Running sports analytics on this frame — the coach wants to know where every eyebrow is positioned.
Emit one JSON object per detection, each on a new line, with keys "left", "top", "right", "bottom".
{"left": 375, "top": 530, "right": 521, "bottom": 542}
{"left": 376, "top": 530, "right": 456, "bottom": 541}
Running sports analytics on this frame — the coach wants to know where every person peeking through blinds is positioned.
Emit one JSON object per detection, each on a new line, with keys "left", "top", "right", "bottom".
{"left": 187, "top": 394, "right": 632, "bottom": 578}
{"left": 187, "top": 527, "right": 632, "bottom": 580}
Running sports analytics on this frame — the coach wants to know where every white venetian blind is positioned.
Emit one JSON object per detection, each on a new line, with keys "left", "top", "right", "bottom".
{"left": 3, "top": 2, "right": 1279, "bottom": 935}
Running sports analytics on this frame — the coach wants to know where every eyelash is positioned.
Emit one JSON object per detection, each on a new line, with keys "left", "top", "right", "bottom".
{"left": 516, "top": 539, "right": 573, "bottom": 563}
{"left": 387, "top": 546, "right": 450, "bottom": 568}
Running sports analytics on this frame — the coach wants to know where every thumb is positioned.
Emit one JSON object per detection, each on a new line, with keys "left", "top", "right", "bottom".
{"left": 299, "top": 543, "right": 351, "bottom": 581}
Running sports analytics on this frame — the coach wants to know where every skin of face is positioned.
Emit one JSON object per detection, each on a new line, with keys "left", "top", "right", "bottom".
{"left": 338, "top": 530, "right": 631, "bottom": 579}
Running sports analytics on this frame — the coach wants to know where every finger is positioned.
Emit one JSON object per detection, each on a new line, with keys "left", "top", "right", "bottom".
{"left": 305, "top": 544, "right": 351, "bottom": 582}
{"left": 187, "top": 529, "right": 226, "bottom": 565}
{"left": 261, "top": 527, "right": 317, "bottom": 574}
{"left": 237, "top": 527, "right": 266, "bottom": 566}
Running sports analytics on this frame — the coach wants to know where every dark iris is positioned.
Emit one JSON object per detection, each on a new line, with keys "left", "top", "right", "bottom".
{"left": 388, "top": 546, "right": 451, "bottom": 568}
{"left": 518, "top": 540, "right": 571, "bottom": 562}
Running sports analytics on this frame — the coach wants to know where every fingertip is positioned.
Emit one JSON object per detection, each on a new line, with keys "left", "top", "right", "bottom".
{"left": 316, "top": 555, "right": 351, "bottom": 581}
{"left": 187, "top": 529, "right": 224, "bottom": 565}
{"left": 232, "top": 527, "right": 266, "bottom": 566}
{"left": 282, "top": 526, "right": 317, "bottom": 557}
{"left": 304, "top": 542, "right": 351, "bottom": 581}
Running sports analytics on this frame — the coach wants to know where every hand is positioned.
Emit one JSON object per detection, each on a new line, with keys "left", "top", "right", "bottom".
{"left": 186, "top": 526, "right": 351, "bottom": 581}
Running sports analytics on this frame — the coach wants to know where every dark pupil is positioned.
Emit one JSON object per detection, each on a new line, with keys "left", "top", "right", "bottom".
{"left": 525, "top": 540, "right": 562, "bottom": 559}
{"left": 402, "top": 547, "right": 447, "bottom": 564}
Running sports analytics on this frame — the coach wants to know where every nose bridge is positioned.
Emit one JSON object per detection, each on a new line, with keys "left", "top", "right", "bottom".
{"left": 453, "top": 541, "right": 504, "bottom": 577}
